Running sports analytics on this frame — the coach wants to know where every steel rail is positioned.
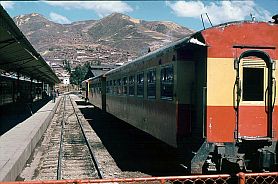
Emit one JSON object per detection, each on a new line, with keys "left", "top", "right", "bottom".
{"left": 68, "top": 95, "right": 104, "bottom": 179}
{"left": 57, "top": 95, "right": 66, "bottom": 180}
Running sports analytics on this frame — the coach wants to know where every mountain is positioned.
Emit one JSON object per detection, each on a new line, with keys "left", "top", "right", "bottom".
{"left": 141, "top": 20, "right": 193, "bottom": 39}
{"left": 14, "top": 13, "right": 96, "bottom": 51}
{"left": 87, "top": 13, "right": 193, "bottom": 54}
{"left": 13, "top": 13, "right": 194, "bottom": 69}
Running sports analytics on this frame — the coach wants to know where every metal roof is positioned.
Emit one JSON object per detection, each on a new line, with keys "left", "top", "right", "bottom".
{"left": 0, "top": 5, "right": 59, "bottom": 84}
{"left": 104, "top": 34, "right": 196, "bottom": 76}
{"left": 104, "top": 20, "right": 271, "bottom": 77}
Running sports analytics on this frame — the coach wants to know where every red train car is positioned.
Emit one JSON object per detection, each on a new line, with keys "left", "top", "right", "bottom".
{"left": 85, "top": 19, "right": 278, "bottom": 174}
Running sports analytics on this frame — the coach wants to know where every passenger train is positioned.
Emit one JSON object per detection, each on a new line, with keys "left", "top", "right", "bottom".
{"left": 0, "top": 74, "right": 44, "bottom": 106}
{"left": 83, "top": 20, "right": 278, "bottom": 173}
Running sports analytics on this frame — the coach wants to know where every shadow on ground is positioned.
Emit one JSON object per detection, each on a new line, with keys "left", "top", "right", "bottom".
{"left": 0, "top": 99, "right": 51, "bottom": 135}
{"left": 76, "top": 100, "right": 188, "bottom": 176}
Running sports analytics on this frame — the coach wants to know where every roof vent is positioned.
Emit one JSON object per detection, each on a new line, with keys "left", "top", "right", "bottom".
{"left": 272, "top": 14, "right": 278, "bottom": 24}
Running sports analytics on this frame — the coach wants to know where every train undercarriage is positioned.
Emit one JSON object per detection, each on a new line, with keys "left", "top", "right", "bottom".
{"left": 199, "top": 138, "right": 277, "bottom": 174}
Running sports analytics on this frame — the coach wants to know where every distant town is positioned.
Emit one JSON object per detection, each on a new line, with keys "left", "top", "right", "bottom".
{"left": 45, "top": 44, "right": 135, "bottom": 85}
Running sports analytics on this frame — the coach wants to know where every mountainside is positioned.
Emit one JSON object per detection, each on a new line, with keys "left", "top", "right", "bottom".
{"left": 13, "top": 12, "right": 194, "bottom": 77}
{"left": 86, "top": 13, "right": 193, "bottom": 52}
{"left": 14, "top": 13, "right": 95, "bottom": 51}
{"left": 141, "top": 20, "right": 192, "bottom": 39}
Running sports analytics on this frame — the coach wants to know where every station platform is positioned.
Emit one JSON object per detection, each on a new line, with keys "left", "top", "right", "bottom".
{"left": 0, "top": 97, "right": 61, "bottom": 181}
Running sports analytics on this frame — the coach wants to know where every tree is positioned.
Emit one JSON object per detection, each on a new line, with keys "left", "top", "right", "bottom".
{"left": 70, "top": 64, "right": 89, "bottom": 86}
{"left": 63, "top": 60, "right": 71, "bottom": 73}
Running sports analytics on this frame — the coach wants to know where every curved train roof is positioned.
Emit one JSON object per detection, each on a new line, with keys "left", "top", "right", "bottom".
{"left": 104, "top": 21, "right": 277, "bottom": 76}
{"left": 0, "top": 5, "right": 59, "bottom": 84}
{"left": 92, "top": 20, "right": 278, "bottom": 79}
{"left": 104, "top": 34, "right": 196, "bottom": 77}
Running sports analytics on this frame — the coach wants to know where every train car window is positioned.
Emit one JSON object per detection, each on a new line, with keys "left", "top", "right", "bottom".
{"left": 93, "top": 83, "right": 96, "bottom": 93}
{"left": 106, "top": 81, "right": 109, "bottom": 93}
{"left": 129, "top": 76, "right": 135, "bottom": 96}
{"left": 137, "top": 73, "right": 144, "bottom": 97}
{"left": 147, "top": 69, "right": 156, "bottom": 99}
{"left": 1, "top": 82, "right": 10, "bottom": 105}
{"left": 161, "top": 65, "right": 174, "bottom": 100}
{"left": 107, "top": 80, "right": 110, "bottom": 94}
{"left": 109, "top": 80, "right": 113, "bottom": 94}
{"left": 123, "top": 77, "right": 128, "bottom": 95}
{"left": 117, "top": 79, "right": 122, "bottom": 95}
{"left": 96, "top": 82, "right": 99, "bottom": 93}
{"left": 113, "top": 80, "right": 117, "bottom": 94}
{"left": 243, "top": 67, "right": 264, "bottom": 101}
{"left": 172, "top": 55, "right": 176, "bottom": 61}
{"left": 97, "top": 82, "right": 99, "bottom": 93}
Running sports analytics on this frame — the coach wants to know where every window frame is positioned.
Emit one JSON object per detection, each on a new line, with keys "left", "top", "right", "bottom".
{"left": 147, "top": 68, "right": 156, "bottom": 99}
{"left": 117, "top": 78, "right": 122, "bottom": 95}
{"left": 242, "top": 67, "right": 264, "bottom": 102}
{"left": 128, "top": 75, "right": 135, "bottom": 96}
{"left": 136, "top": 72, "right": 144, "bottom": 98}
{"left": 123, "top": 77, "right": 128, "bottom": 95}
{"left": 160, "top": 65, "right": 174, "bottom": 100}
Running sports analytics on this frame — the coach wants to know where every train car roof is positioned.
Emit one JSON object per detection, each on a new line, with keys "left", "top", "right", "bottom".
{"left": 83, "top": 74, "right": 103, "bottom": 83}
{"left": 104, "top": 20, "right": 277, "bottom": 77}
{"left": 104, "top": 34, "right": 197, "bottom": 76}
{"left": 0, "top": 5, "right": 60, "bottom": 84}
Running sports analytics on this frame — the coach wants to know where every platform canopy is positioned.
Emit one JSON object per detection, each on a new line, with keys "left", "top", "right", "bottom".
{"left": 0, "top": 5, "right": 59, "bottom": 84}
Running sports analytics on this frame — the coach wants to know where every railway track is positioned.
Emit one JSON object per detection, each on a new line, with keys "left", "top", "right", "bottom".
{"left": 58, "top": 95, "right": 103, "bottom": 179}
{"left": 24, "top": 94, "right": 103, "bottom": 180}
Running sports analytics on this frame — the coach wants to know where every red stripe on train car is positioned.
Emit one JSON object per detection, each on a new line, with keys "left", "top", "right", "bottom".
{"left": 207, "top": 106, "right": 235, "bottom": 142}
{"left": 207, "top": 105, "right": 278, "bottom": 142}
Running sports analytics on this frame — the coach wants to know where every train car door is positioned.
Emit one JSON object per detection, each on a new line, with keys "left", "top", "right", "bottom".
{"left": 234, "top": 50, "right": 275, "bottom": 139}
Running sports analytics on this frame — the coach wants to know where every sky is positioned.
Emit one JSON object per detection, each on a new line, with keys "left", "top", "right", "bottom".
{"left": 0, "top": 1, "right": 277, "bottom": 31}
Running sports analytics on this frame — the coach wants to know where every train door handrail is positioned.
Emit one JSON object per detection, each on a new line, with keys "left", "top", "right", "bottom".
{"left": 235, "top": 50, "right": 274, "bottom": 138}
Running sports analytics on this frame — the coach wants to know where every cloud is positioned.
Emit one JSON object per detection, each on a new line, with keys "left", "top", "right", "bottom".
{"left": 166, "top": 1, "right": 272, "bottom": 25}
{"left": 44, "top": 1, "right": 133, "bottom": 17}
{"left": 0, "top": 1, "right": 15, "bottom": 9}
{"left": 49, "top": 12, "right": 71, "bottom": 24}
